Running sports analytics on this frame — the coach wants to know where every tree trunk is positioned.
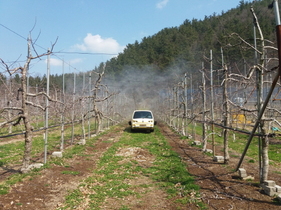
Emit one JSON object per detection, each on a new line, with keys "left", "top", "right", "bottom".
{"left": 92, "top": 69, "right": 106, "bottom": 135}
{"left": 251, "top": 7, "right": 268, "bottom": 182}
{"left": 261, "top": 134, "right": 269, "bottom": 182}
{"left": 223, "top": 64, "right": 230, "bottom": 163}
{"left": 21, "top": 61, "right": 33, "bottom": 173}
{"left": 95, "top": 113, "right": 101, "bottom": 134}
{"left": 81, "top": 113, "right": 85, "bottom": 140}
{"left": 21, "top": 116, "right": 33, "bottom": 172}
{"left": 201, "top": 66, "right": 207, "bottom": 151}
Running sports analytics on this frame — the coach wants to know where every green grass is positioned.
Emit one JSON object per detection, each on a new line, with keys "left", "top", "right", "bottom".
{"left": 61, "top": 126, "right": 204, "bottom": 210}
{"left": 0, "top": 142, "right": 24, "bottom": 164}
{"left": 0, "top": 119, "right": 97, "bottom": 168}
{"left": 268, "top": 143, "right": 281, "bottom": 163}
{"left": 0, "top": 120, "right": 104, "bottom": 195}
{"left": 0, "top": 184, "right": 9, "bottom": 195}
{"left": 177, "top": 121, "right": 281, "bottom": 168}
{"left": 61, "top": 170, "right": 80, "bottom": 175}
{"left": 63, "top": 144, "right": 85, "bottom": 158}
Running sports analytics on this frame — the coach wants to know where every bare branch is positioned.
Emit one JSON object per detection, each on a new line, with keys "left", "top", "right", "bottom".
{"left": 27, "top": 91, "right": 63, "bottom": 104}
{"left": 229, "top": 33, "right": 262, "bottom": 55}
{"left": 0, "top": 59, "right": 23, "bottom": 75}
{"left": 0, "top": 114, "right": 24, "bottom": 128}
{"left": 25, "top": 101, "right": 46, "bottom": 111}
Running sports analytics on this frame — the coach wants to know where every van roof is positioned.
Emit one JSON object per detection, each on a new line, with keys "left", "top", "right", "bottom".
{"left": 133, "top": 110, "right": 152, "bottom": 112}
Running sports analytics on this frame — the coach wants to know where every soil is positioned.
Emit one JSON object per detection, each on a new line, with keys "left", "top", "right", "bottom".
{"left": 0, "top": 122, "right": 281, "bottom": 210}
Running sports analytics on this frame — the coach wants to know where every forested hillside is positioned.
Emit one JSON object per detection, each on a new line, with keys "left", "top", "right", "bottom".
{"left": 102, "top": 0, "right": 277, "bottom": 82}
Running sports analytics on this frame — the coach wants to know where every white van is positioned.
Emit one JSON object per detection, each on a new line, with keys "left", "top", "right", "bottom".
{"left": 128, "top": 110, "right": 156, "bottom": 132}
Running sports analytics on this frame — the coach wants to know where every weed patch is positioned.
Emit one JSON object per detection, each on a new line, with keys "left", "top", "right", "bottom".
{"left": 61, "top": 171, "right": 80, "bottom": 175}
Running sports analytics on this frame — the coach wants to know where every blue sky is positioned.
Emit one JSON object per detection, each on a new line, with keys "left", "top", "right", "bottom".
{"left": 0, "top": 0, "right": 247, "bottom": 76}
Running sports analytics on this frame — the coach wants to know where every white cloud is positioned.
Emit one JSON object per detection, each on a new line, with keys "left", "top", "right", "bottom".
{"left": 74, "top": 33, "right": 125, "bottom": 54}
{"left": 156, "top": 0, "right": 169, "bottom": 9}
{"left": 49, "top": 58, "right": 63, "bottom": 66}
{"left": 44, "top": 58, "right": 82, "bottom": 67}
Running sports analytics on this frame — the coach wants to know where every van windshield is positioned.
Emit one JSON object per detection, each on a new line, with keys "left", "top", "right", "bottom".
{"left": 133, "top": 111, "right": 152, "bottom": 119}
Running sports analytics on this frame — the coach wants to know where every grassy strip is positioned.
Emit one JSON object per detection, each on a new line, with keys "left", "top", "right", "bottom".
{"left": 60, "top": 126, "right": 203, "bottom": 210}
{"left": 186, "top": 122, "right": 281, "bottom": 167}
{"left": 0, "top": 118, "right": 99, "bottom": 167}
{"left": 0, "top": 122, "right": 101, "bottom": 195}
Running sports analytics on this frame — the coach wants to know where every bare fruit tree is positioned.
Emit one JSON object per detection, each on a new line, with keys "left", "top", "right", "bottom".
{"left": 227, "top": 7, "right": 272, "bottom": 182}
{"left": 86, "top": 65, "right": 117, "bottom": 134}
{"left": 0, "top": 37, "right": 57, "bottom": 173}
